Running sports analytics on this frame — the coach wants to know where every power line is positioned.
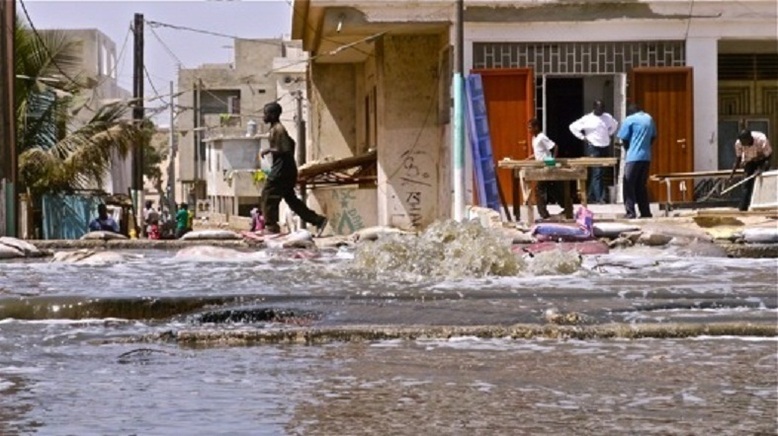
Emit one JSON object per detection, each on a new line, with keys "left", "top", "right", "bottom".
{"left": 148, "top": 24, "right": 184, "bottom": 68}
{"left": 144, "top": 64, "right": 168, "bottom": 106}
{"left": 18, "top": 0, "right": 84, "bottom": 89}
{"left": 145, "top": 19, "right": 283, "bottom": 46}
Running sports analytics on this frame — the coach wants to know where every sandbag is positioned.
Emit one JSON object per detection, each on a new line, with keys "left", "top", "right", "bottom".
{"left": 593, "top": 222, "right": 640, "bottom": 238}
{"left": 519, "top": 240, "right": 609, "bottom": 256}
{"left": 741, "top": 227, "right": 778, "bottom": 244}
{"left": 638, "top": 224, "right": 713, "bottom": 242}
{"left": 0, "top": 244, "right": 24, "bottom": 259}
{"left": 81, "top": 231, "right": 128, "bottom": 241}
{"left": 0, "top": 237, "right": 43, "bottom": 257}
{"left": 350, "top": 226, "right": 413, "bottom": 242}
{"left": 531, "top": 224, "right": 592, "bottom": 242}
{"left": 637, "top": 232, "right": 673, "bottom": 247}
{"left": 315, "top": 236, "right": 354, "bottom": 249}
{"left": 180, "top": 229, "right": 241, "bottom": 241}
{"left": 264, "top": 229, "right": 316, "bottom": 249}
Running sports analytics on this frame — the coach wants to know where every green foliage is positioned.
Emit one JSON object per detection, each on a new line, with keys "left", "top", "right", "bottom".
{"left": 14, "top": 19, "right": 144, "bottom": 197}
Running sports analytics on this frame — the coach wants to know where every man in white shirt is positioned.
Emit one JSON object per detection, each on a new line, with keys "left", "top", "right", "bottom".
{"left": 528, "top": 118, "right": 572, "bottom": 219}
{"left": 569, "top": 100, "right": 618, "bottom": 203}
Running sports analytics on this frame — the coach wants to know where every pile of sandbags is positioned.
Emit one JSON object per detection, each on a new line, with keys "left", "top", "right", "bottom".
{"left": 0, "top": 237, "right": 44, "bottom": 259}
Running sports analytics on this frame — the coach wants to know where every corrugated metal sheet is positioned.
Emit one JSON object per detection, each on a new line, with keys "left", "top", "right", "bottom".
{"left": 41, "top": 194, "right": 103, "bottom": 240}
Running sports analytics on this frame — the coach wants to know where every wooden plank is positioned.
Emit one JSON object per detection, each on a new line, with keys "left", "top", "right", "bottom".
{"left": 297, "top": 150, "right": 377, "bottom": 181}
{"left": 696, "top": 209, "right": 778, "bottom": 217}
{"left": 498, "top": 157, "right": 618, "bottom": 169}
{"left": 522, "top": 167, "right": 587, "bottom": 182}
{"left": 651, "top": 170, "right": 744, "bottom": 180}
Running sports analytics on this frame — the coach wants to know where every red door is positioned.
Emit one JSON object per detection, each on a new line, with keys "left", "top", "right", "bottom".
{"left": 630, "top": 67, "right": 694, "bottom": 202}
{"left": 471, "top": 68, "right": 535, "bottom": 205}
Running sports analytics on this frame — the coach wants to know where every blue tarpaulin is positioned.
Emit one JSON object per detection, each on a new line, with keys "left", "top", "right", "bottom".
{"left": 41, "top": 194, "right": 104, "bottom": 240}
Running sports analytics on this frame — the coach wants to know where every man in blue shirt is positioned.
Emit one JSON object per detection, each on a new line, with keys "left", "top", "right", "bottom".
{"left": 617, "top": 103, "right": 656, "bottom": 219}
{"left": 88, "top": 204, "right": 120, "bottom": 233}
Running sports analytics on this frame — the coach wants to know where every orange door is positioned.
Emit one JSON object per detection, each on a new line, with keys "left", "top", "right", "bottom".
{"left": 630, "top": 67, "right": 694, "bottom": 203}
{"left": 472, "top": 68, "right": 535, "bottom": 205}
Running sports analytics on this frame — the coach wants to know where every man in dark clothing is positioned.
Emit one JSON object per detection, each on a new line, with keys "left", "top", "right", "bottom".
{"left": 260, "top": 102, "right": 328, "bottom": 236}
{"left": 88, "top": 204, "right": 120, "bottom": 233}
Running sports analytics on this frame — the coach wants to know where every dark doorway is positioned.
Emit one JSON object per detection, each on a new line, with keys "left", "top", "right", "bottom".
{"left": 546, "top": 77, "right": 584, "bottom": 205}
{"left": 546, "top": 77, "right": 584, "bottom": 158}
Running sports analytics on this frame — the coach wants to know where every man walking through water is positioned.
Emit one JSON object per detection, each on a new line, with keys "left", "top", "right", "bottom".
{"left": 617, "top": 103, "right": 656, "bottom": 219}
{"left": 260, "top": 102, "right": 328, "bottom": 236}
{"left": 569, "top": 100, "right": 618, "bottom": 203}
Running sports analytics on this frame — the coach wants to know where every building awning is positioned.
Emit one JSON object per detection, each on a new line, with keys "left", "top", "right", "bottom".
{"left": 297, "top": 149, "right": 377, "bottom": 187}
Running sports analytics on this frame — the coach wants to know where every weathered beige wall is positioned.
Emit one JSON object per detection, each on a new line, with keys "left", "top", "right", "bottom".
{"left": 376, "top": 34, "right": 443, "bottom": 229}
{"left": 309, "top": 64, "right": 358, "bottom": 160}
{"left": 309, "top": 187, "right": 377, "bottom": 235}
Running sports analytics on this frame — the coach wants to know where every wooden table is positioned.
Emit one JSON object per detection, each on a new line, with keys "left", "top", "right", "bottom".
{"left": 498, "top": 158, "right": 619, "bottom": 224}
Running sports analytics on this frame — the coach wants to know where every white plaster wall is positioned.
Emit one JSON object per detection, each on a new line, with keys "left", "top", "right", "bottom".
{"left": 376, "top": 34, "right": 442, "bottom": 229}
{"left": 686, "top": 37, "right": 718, "bottom": 172}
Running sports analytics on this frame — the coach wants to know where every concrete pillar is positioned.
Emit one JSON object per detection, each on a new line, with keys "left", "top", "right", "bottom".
{"left": 686, "top": 37, "right": 719, "bottom": 172}
{"left": 376, "top": 34, "right": 442, "bottom": 229}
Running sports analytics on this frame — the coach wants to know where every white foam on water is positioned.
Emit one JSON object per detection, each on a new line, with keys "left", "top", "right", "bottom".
{"left": 0, "top": 377, "right": 14, "bottom": 391}
{"left": 369, "top": 339, "right": 404, "bottom": 348}
{"left": 689, "top": 335, "right": 778, "bottom": 342}
{"left": 417, "top": 337, "right": 557, "bottom": 352}
{"left": 626, "top": 395, "right": 673, "bottom": 408}
{"left": 0, "top": 365, "right": 44, "bottom": 374}
{"left": 0, "top": 317, "right": 131, "bottom": 325}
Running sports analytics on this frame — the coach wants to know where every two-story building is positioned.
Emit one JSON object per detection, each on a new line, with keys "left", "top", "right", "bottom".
{"left": 175, "top": 38, "right": 309, "bottom": 217}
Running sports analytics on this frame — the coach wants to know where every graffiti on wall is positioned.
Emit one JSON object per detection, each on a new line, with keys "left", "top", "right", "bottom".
{"left": 397, "top": 149, "right": 433, "bottom": 228}
{"left": 331, "top": 189, "right": 366, "bottom": 235}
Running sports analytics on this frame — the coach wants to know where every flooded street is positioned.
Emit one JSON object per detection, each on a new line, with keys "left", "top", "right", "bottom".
{"left": 0, "top": 242, "right": 776, "bottom": 434}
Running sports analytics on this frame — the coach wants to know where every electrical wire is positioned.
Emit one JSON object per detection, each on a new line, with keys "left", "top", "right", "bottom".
{"left": 144, "top": 64, "right": 168, "bottom": 106}
{"left": 145, "top": 19, "right": 283, "bottom": 46}
{"left": 18, "top": 0, "right": 84, "bottom": 88}
{"left": 148, "top": 24, "right": 184, "bottom": 67}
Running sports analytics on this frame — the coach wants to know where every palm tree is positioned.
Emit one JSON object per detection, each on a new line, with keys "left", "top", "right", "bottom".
{"left": 14, "top": 18, "right": 144, "bottom": 199}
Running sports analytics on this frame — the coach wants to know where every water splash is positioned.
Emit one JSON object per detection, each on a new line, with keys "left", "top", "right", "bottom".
{"left": 349, "top": 220, "right": 524, "bottom": 281}
{"left": 528, "top": 250, "right": 583, "bottom": 276}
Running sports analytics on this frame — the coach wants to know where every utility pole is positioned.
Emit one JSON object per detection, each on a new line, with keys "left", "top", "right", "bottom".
{"left": 452, "top": 0, "right": 465, "bottom": 221}
{"left": 295, "top": 90, "right": 307, "bottom": 204}
{"left": 167, "top": 81, "right": 177, "bottom": 214}
{"left": 132, "top": 12, "right": 145, "bottom": 233}
{"left": 0, "top": 0, "right": 17, "bottom": 237}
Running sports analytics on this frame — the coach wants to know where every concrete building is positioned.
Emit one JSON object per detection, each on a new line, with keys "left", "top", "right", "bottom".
{"left": 291, "top": 0, "right": 778, "bottom": 229}
{"left": 41, "top": 28, "right": 133, "bottom": 195}
{"left": 203, "top": 133, "right": 269, "bottom": 217}
{"left": 175, "top": 38, "right": 309, "bottom": 215}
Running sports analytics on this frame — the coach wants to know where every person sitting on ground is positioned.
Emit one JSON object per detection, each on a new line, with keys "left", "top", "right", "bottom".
{"left": 88, "top": 204, "right": 120, "bottom": 233}
{"left": 729, "top": 129, "right": 772, "bottom": 211}
{"left": 175, "top": 203, "right": 190, "bottom": 239}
